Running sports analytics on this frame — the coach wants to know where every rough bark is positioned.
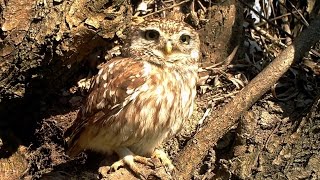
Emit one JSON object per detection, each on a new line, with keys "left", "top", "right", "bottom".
{"left": 1, "top": 0, "right": 130, "bottom": 177}
{"left": 199, "top": 0, "right": 243, "bottom": 66}
{"left": 0, "top": 0, "right": 130, "bottom": 118}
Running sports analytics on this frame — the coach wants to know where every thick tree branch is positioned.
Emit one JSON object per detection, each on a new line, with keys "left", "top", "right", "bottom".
{"left": 174, "top": 16, "right": 320, "bottom": 179}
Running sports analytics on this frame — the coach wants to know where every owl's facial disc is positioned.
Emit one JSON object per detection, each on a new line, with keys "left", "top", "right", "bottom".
{"left": 133, "top": 26, "right": 198, "bottom": 64}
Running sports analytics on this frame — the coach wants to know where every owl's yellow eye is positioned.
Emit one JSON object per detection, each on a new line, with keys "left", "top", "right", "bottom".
{"left": 180, "top": 34, "right": 191, "bottom": 44}
{"left": 145, "top": 30, "right": 160, "bottom": 40}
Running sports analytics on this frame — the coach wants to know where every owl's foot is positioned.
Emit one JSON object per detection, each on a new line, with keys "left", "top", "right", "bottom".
{"left": 99, "top": 147, "right": 153, "bottom": 179}
{"left": 152, "top": 149, "right": 175, "bottom": 172}
{"left": 110, "top": 154, "right": 153, "bottom": 172}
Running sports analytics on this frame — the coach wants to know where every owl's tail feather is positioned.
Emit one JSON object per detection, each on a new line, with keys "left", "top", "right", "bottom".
{"left": 66, "top": 141, "right": 83, "bottom": 158}
{"left": 65, "top": 127, "right": 84, "bottom": 158}
{"left": 64, "top": 113, "right": 86, "bottom": 158}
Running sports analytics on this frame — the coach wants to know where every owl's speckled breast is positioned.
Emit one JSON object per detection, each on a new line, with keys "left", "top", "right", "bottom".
{"left": 86, "top": 60, "right": 198, "bottom": 156}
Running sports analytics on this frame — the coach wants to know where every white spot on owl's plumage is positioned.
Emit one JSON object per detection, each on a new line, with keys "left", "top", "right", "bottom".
{"left": 181, "top": 88, "right": 190, "bottom": 105}
{"left": 109, "top": 90, "right": 115, "bottom": 97}
{"left": 166, "top": 92, "right": 174, "bottom": 107}
{"left": 143, "top": 62, "right": 152, "bottom": 76}
{"left": 96, "top": 100, "right": 105, "bottom": 109}
{"left": 129, "top": 91, "right": 140, "bottom": 101}
{"left": 191, "top": 50, "right": 199, "bottom": 59}
{"left": 96, "top": 76, "right": 100, "bottom": 84}
{"left": 108, "top": 62, "right": 115, "bottom": 69}
{"left": 126, "top": 88, "right": 134, "bottom": 94}
{"left": 155, "top": 86, "right": 163, "bottom": 95}
{"left": 140, "top": 83, "right": 149, "bottom": 91}
{"left": 98, "top": 69, "right": 103, "bottom": 75}
{"left": 102, "top": 73, "right": 107, "bottom": 80}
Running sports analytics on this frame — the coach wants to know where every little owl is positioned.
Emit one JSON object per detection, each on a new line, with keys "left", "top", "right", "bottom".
{"left": 65, "top": 18, "right": 200, "bottom": 177}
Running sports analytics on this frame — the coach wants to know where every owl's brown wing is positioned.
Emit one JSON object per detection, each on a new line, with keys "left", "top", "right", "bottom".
{"left": 65, "top": 57, "right": 150, "bottom": 155}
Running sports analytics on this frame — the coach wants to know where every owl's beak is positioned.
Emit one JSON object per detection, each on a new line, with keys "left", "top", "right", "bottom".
{"left": 164, "top": 41, "right": 173, "bottom": 54}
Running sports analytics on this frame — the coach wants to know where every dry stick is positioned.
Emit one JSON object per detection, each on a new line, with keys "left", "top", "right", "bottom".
{"left": 256, "top": 10, "right": 301, "bottom": 27}
{"left": 252, "top": 26, "right": 287, "bottom": 48}
{"left": 282, "top": 1, "right": 309, "bottom": 27}
{"left": 174, "top": 17, "right": 320, "bottom": 180}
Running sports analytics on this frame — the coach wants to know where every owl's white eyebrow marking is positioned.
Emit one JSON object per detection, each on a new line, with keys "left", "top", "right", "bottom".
{"left": 179, "top": 30, "right": 191, "bottom": 35}
{"left": 141, "top": 27, "right": 161, "bottom": 33}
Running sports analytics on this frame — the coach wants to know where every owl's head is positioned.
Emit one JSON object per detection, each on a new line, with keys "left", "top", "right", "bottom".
{"left": 122, "top": 19, "right": 200, "bottom": 66}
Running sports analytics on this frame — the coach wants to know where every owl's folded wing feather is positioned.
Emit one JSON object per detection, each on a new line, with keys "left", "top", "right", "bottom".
{"left": 65, "top": 57, "right": 151, "bottom": 156}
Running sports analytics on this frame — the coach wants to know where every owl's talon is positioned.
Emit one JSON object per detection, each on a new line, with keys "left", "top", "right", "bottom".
{"left": 133, "top": 156, "right": 154, "bottom": 167}
{"left": 124, "top": 155, "right": 146, "bottom": 179}
{"left": 98, "top": 166, "right": 110, "bottom": 177}
{"left": 109, "top": 159, "right": 126, "bottom": 171}
{"left": 152, "top": 149, "right": 175, "bottom": 172}
{"left": 104, "top": 154, "right": 153, "bottom": 179}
